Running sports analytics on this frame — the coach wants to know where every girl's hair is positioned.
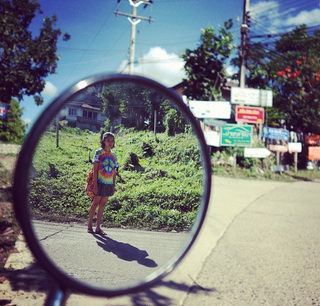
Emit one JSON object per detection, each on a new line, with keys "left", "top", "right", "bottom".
{"left": 100, "top": 132, "right": 115, "bottom": 149}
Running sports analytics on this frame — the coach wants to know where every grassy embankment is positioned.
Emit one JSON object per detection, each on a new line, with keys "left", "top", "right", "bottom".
{"left": 29, "top": 128, "right": 203, "bottom": 231}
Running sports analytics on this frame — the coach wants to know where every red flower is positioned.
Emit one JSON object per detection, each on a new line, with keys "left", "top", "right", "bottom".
{"left": 311, "top": 59, "right": 315, "bottom": 62}
{"left": 295, "top": 71, "right": 300, "bottom": 76}
{"left": 285, "top": 67, "right": 291, "bottom": 72}
{"left": 277, "top": 71, "right": 285, "bottom": 77}
{"left": 296, "top": 60, "right": 302, "bottom": 65}
{"left": 302, "top": 56, "right": 307, "bottom": 60}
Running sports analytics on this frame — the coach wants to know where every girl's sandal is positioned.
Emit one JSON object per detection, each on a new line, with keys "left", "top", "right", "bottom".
{"left": 95, "top": 229, "right": 107, "bottom": 235}
{"left": 87, "top": 228, "right": 94, "bottom": 233}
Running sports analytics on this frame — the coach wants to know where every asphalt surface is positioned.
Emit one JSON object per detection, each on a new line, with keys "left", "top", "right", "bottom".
{"left": 182, "top": 180, "right": 320, "bottom": 306}
{"left": 2, "top": 176, "right": 320, "bottom": 306}
{"left": 33, "top": 221, "right": 189, "bottom": 288}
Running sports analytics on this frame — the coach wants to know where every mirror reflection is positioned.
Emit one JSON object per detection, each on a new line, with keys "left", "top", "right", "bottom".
{"left": 27, "top": 79, "right": 204, "bottom": 288}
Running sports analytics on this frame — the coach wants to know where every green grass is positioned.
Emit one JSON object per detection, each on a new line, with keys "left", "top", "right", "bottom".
{"left": 28, "top": 129, "right": 204, "bottom": 231}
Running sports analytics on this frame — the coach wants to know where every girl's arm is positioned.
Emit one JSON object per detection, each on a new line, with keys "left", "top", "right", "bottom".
{"left": 93, "top": 163, "right": 99, "bottom": 194}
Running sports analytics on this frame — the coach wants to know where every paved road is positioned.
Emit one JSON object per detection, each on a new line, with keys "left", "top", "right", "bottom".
{"left": 3, "top": 176, "right": 320, "bottom": 306}
{"left": 182, "top": 180, "right": 320, "bottom": 306}
{"left": 32, "top": 221, "right": 189, "bottom": 288}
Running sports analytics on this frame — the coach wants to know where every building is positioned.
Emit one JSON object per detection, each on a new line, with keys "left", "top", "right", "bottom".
{"left": 59, "top": 91, "right": 108, "bottom": 132}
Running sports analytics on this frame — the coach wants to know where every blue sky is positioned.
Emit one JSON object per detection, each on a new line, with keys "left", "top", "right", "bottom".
{"left": 21, "top": 0, "right": 320, "bottom": 127}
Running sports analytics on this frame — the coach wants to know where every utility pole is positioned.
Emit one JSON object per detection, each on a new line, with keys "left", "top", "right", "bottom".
{"left": 115, "top": 0, "right": 154, "bottom": 74}
{"left": 239, "top": 0, "right": 250, "bottom": 88}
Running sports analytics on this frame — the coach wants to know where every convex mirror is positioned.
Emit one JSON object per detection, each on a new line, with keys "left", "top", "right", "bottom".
{"left": 13, "top": 74, "right": 211, "bottom": 298}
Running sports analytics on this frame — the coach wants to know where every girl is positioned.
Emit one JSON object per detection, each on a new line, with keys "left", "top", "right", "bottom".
{"left": 87, "top": 132, "right": 118, "bottom": 235}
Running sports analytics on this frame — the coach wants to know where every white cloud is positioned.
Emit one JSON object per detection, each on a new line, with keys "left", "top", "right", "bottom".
{"left": 251, "top": 2, "right": 319, "bottom": 33}
{"left": 23, "top": 118, "right": 32, "bottom": 126}
{"left": 42, "top": 81, "right": 58, "bottom": 97}
{"left": 226, "top": 65, "right": 238, "bottom": 77}
{"left": 250, "top": 1, "right": 282, "bottom": 33}
{"left": 284, "top": 8, "right": 320, "bottom": 27}
{"left": 118, "top": 47, "right": 186, "bottom": 87}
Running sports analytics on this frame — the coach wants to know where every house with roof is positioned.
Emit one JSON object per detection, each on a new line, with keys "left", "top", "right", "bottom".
{"left": 59, "top": 91, "right": 111, "bottom": 132}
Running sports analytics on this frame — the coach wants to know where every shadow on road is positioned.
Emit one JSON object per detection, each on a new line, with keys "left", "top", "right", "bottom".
{"left": 282, "top": 172, "right": 315, "bottom": 182}
{"left": 129, "top": 279, "right": 217, "bottom": 306}
{"left": 93, "top": 233, "right": 158, "bottom": 268}
{"left": 0, "top": 261, "right": 53, "bottom": 292}
{"left": 1, "top": 260, "right": 217, "bottom": 306}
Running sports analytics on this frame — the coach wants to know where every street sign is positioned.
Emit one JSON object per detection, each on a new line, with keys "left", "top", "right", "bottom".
{"left": 221, "top": 124, "right": 252, "bottom": 147}
{"left": 204, "top": 130, "right": 220, "bottom": 147}
{"left": 244, "top": 148, "right": 272, "bottom": 158}
{"left": 288, "top": 142, "right": 302, "bottom": 153}
{"left": 189, "top": 100, "right": 231, "bottom": 119}
{"left": 0, "top": 104, "right": 8, "bottom": 119}
{"left": 235, "top": 106, "right": 264, "bottom": 124}
{"left": 231, "top": 87, "right": 273, "bottom": 107}
{"left": 269, "top": 145, "right": 288, "bottom": 152}
{"left": 308, "top": 147, "right": 320, "bottom": 160}
{"left": 262, "top": 127, "right": 289, "bottom": 141}
{"left": 305, "top": 134, "right": 320, "bottom": 146}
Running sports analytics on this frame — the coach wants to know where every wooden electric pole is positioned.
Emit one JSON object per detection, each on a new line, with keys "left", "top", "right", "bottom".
{"left": 239, "top": 0, "right": 250, "bottom": 88}
{"left": 115, "top": 0, "right": 154, "bottom": 74}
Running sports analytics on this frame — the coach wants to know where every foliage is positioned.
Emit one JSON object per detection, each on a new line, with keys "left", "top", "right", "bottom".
{"left": 99, "top": 82, "right": 168, "bottom": 132}
{"left": 0, "top": 0, "right": 70, "bottom": 105}
{"left": 28, "top": 129, "right": 204, "bottom": 231}
{"left": 164, "top": 108, "right": 187, "bottom": 136}
{"left": 241, "top": 25, "right": 320, "bottom": 133}
{"left": 182, "top": 20, "right": 236, "bottom": 101}
{"left": 271, "top": 54, "right": 320, "bottom": 133}
{"left": 0, "top": 99, "right": 25, "bottom": 143}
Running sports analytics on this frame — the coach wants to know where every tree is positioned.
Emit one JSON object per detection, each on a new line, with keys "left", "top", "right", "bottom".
{"left": 0, "top": 99, "right": 25, "bottom": 143}
{"left": 182, "top": 20, "right": 236, "bottom": 101}
{"left": 268, "top": 26, "right": 320, "bottom": 133}
{"left": 241, "top": 25, "right": 320, "bottom": 133}
{"left": 0, "top": 0, "right": 70, "bottom": 105}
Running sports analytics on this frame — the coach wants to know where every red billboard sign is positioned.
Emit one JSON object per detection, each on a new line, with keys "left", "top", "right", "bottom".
{"left": 305, "top": 134, "right": 320, "bottom": 146}
{"left": 235, "top": 106, "right": 264, "bottom": 124}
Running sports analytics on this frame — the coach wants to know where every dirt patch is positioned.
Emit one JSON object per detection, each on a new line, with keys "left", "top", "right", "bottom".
{"left": 0, "top": 155, "right": 19, "bottom": 270}
{"left": 0, "top": 155, "right": 17, "bottom": 172}
{"left": 0, "top": 202, "right": 20, "bottom": 270}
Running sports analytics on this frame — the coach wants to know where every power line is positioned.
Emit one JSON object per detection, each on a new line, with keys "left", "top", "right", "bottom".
{"left": 250, "top": 24, "right": 320, "bottom": 39}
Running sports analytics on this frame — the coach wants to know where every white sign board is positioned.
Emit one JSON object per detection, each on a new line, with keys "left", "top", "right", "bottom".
{"left": 189, "top": 101, "right": 231, "bottom": 119}
{"left": 204, "top": 130, "right": 220, "bottom": 147}
{"left": 244, "top": 148, "right": 272, "bottom": 158}
{"left": 231, "top": 87, "right": 273, "bottom": 107}
{"left": 288, "top": 142, "right": 302, "bottom": 153}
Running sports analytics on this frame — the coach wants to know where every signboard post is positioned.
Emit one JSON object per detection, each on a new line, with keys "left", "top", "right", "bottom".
{"left": 288, "top": 143, "right": 302, "bottom": 172}
{"left": 231, "top": 87, "right": 273, "bottom": 107}
{"left": 221, "top": 124, "right": 253, "bottom": 147}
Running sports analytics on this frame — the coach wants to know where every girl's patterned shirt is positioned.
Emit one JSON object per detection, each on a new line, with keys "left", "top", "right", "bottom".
{"left": 93, "top": 148, "right": 118, "bottom": 185}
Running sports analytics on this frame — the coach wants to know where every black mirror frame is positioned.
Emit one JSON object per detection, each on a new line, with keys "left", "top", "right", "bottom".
{"left": 13, "top": 73, "right": 212, "bottom": 298}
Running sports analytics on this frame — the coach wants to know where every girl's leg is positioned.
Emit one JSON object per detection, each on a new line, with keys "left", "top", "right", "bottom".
{"left": 95, "top": 196, "right": 108, "bottom": 232}
{"left": 87, "top": 196, "right": 101, "bottom": 230}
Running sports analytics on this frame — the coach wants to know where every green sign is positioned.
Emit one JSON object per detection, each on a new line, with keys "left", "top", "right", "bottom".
{"left": 221, "top": 124, "right": 252, "bottom": 147}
